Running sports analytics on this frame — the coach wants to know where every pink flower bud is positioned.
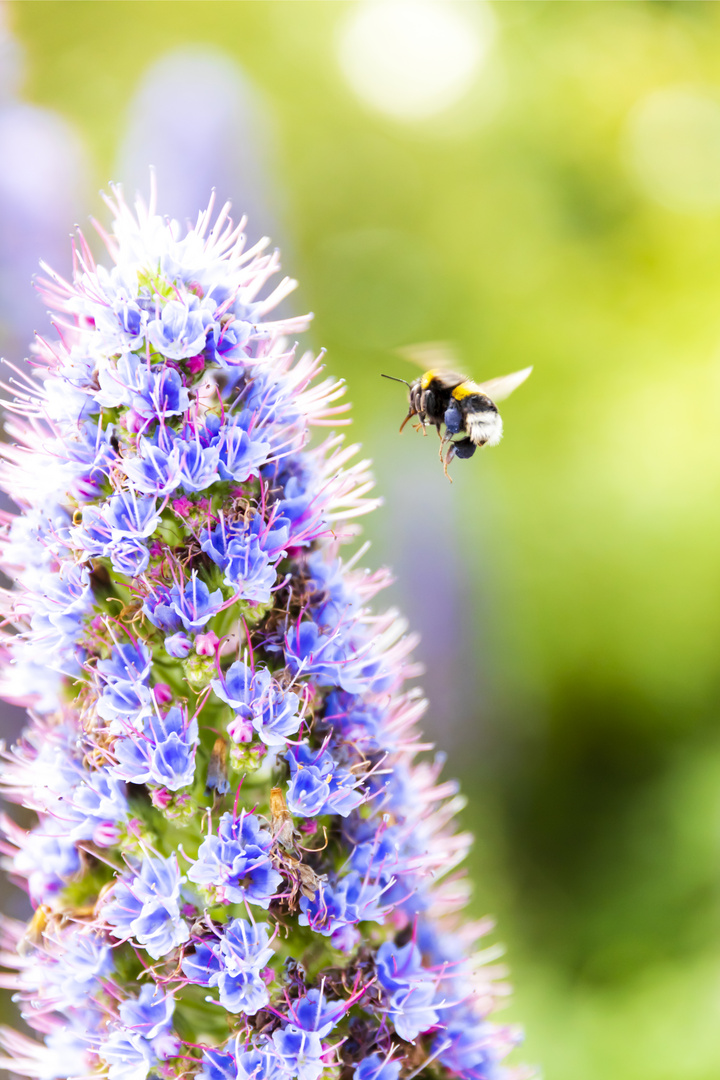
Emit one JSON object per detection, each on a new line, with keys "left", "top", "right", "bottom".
{"left": 195, "top": 631, "right": 219, "bottom": 656}
{"left": 227, "top": 715, "right": 254, "bottom": 743}
{"left": 186, "top": 354, "right": 205, "bottom": 374}
{"left": 125, "top": 408, "right": 146, "bottom": 434}
{"left": 151, "top": 788, "right": 173, "bottom": 810}
{"left": 153, "top": 682, "right": 173, "bottom": 704}
{"left": 126, "top": 817, "right": 144, "bottom": 838}
{"left": 172, "top": 495, "right": 192, "bottom": 516}
{"left": 93, "top": 821, "right": 119, "bottom": 847}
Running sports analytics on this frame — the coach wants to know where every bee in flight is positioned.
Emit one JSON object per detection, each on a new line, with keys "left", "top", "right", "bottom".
{"left": 382, "top": 342, "right": 532, "bottom": 481}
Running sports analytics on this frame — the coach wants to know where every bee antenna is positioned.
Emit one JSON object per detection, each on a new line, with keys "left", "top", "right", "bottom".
{"left": 381, "top": 374, "right": 411, "bottom": 388}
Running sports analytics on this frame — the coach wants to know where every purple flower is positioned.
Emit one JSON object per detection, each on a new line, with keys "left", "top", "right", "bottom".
{"left": 324, "top": 691, "right": 384, "bottom": 748}
{"left": 98, "top": 1028, "right": 153, "bottom": 1080}
{"left": 144, "top": 574, "right": 223, "bottom": 634}
{"left": 96, "top": 352, "right": 148, "bottom": 410}
{"left": 119, "top": 984, "right": 175, "bottom": 1041}
{"left": 169, "top": 574, "right": 224, "bottom": 631}
{"left": 303, "top": 551, "right": 360, "bottom": 626}
{"left": 187, "top": 811, "right": 281, "bottom": 908}
{"left": 63, "top": 420, "right": 117, "bottom": 499}
{"left": 293, "top": 988, "right": 345, "bottom": 1037}
{"left": 436, "top": 1018, "right": 510, "bottom": 1080}
{"left": 97, "top": 676, "right": 151, "bottom": 722}
{"left": 165, "top": 631, "right": 192, "bottom": 658}
{"left": 354, "top": 1054, "right": 402, "bottom": 1080}
{"left": 96, "top": 639, "right": 152, "bottom": 687}
{"left": 212, "top": 662, "right": 301, "bottom": 746}
{"left": 387, "top": 981, "right": 439, "bottom": 1043}
{"left": 40, "top": 930, "right": 115, "bottom": 1007}
{"left": 105, "top": 492, "right": 160, "bottom": 541}
{"left": 123, "top": 437, "right": 183, "bottom": 495}
{"left": 286, "top": 767, "right": 330, "bottom": 817}
{"left": 285, "top": 743, "right": 364, "bottom": 818}
{"left": 205, "top": 316, "right": 252, "bottom": 367}
{"left": 132, "top": 365, "right": 190, "bottom": 421}
{"left": 235, "top": 1045, "right": 284, "bottom": 1080}
{"left": 142, "top": 587, "right": 182, "bottom": 633}
{"left": 147, "top": 297, "right": 215, "bottom": 360}
{"left": 376, "top": 941, "right": 427, "bottom": 993}
{"left": 13, "top": 827, "right": 80, "bottom": 903}
{"left": 298, "top": 871, "right": 390, "bottom": 938}
{"left": 198, "top": 1048, "right": 237, "bottom": 1080}
{"left": 98, "top": 295, "right": 147, "bottom": 348}
{"left": 176, "top": 437, "right": 221, "bottom": 492}
{"left": 65, "top": 772, "right": 129, "bottom": 846}
{"left": 217, "top": 416, "right": 271, "bottom": 482}
{"left": 271, "top": 1026, "right": 324, "bottom": 1080}
{"left": 71, "top": 504, "right": 115, "bottom": 557}
{"left": 376, "top": 941, "right": 439, "bottom": 1042}
{"left": 95, "top": 640, "right": 152, "bottom": 722}
{"left": 283, "top": 621, "right": 392, "bottom": 696}
{"left": 104, "top": 854, "right": 189, "bottom": 959}
{"left": 111, "top": 706, "right": 198, "bottom": 790}
{"left": 110, "top": 538, "right": 150, "bottom": 577}
{"left": 181, "top": 917, "right": 274, "bottom": 1015}
{"left": 95, "top": 982, "right": 180, "bottom": 1076}
{"left": 201, "top": 513, "right": 288, "bottom": 600}
{"left": 28, "top": 562, "right": 92, "bottom": 657}
{"left": 199, "top": 1042, "right": 283, "bottom": 1080}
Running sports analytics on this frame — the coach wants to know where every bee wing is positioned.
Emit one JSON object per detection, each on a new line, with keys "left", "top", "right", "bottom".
{"left": 395, "top": 341, "right": 463, "bottom": 373}
{"left": 474, "top": 366, "right": 533, "bottom": 403}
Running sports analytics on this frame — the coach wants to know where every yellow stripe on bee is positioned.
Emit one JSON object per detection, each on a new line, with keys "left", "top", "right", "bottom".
{"left": 420, "top": 369, "right": 439, "bottom": 390}
{"left": 451, "top": 380, "right": 482, "bottom": 401}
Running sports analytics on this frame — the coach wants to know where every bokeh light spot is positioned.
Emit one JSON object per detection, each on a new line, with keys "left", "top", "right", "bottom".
{"left": 623, "top": 86, "right": 720, "bottom": 214}
{"left": 117, "top": 47, "right": 281, "bottom": 244}
{"left": 337, "top": 0, "right": 494, "bottom": 121}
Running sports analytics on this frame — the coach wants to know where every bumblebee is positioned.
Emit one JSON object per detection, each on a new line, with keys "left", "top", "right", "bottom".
{"left": 382, "top": 343, "right": 532, "bottom": 480}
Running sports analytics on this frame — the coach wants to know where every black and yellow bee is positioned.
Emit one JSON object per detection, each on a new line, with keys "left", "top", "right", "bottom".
{"left": 382, "top": 343, "right": 532, "bottom": 480}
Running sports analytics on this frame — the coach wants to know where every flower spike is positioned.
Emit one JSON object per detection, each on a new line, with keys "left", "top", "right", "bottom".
{"left": 0, "top": 184, "right": 531, "bottom": 1080}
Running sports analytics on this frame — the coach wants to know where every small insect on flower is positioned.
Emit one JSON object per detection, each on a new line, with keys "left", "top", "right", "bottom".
{"left": 382, "top": 341, "right": 532, "bottom": 481}
{"left": 206, "top": 736, "right": 230, "bottom": 800}
{"left": 17, "top": 905, "right": 51, "bottom": 956}
{"left": 270, "top": 786, "right": 297, "bottom": 853}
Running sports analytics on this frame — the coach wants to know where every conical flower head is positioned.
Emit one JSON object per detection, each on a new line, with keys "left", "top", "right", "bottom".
{"left": 0, "top": 182, "right": 529, "bottom": 1080}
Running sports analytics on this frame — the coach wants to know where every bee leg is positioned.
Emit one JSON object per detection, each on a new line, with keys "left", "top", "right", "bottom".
{"left": 438, "top": 426, "right": 453, "bottom": 461}
{"left": 442, "top": 441, "right": 456, "bottom": 483}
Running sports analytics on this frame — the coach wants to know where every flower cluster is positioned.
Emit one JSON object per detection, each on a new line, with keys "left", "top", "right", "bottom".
{"left": 0, "top": 184, "right": 529, "bottom": 1080}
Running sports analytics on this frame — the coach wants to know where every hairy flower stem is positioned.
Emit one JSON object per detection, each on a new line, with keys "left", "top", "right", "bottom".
{"left": 0, "top": 182, "right": 528, "bottom": 1080}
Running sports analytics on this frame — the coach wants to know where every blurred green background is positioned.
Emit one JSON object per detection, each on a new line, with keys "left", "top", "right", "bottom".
{"left": 5, "top": 1, "right": 720, "bottom": 1077}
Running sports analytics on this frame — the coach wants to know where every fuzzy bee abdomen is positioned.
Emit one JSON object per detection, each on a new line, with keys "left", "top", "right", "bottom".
{"left": 465, "top": 407, "right": 503, "bottom": 447}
